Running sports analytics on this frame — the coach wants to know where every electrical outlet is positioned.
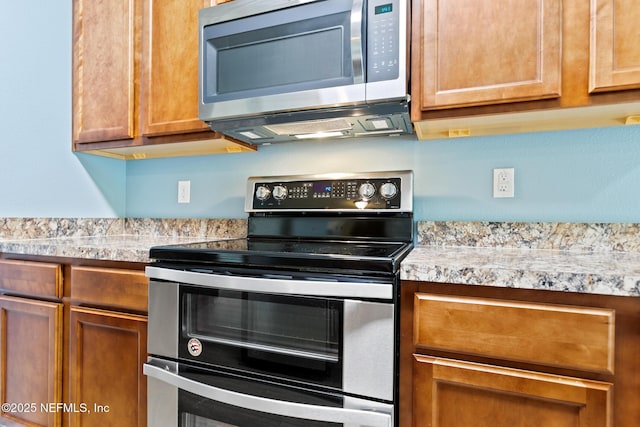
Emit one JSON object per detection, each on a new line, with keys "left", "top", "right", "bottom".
{"left": 178, "top": 180, "right": 191, "bottom": 204}
{"left": 493, "top": 168, "right": 514, "bottom": 198}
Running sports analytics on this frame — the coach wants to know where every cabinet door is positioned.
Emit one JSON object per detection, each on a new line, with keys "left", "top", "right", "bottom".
{"left": 589, "top": 0, "right": 640, "bottom": 92}
{"left": 141, "top": 0, "right": 214, "bottom": 136}
{"left": 73, "top": 0, "right": 141, "bottom": 143}
{"left": 0, "top": 296, "right": 62, "bottom": 427}
{"left": 69, "top": 307, "right": 147, "bottom": 427}
{"left": 414, "top": 356, "right": 612, "bottom": 427}
{"left": 417, "top": 0, "right": 562, "bottom": 109}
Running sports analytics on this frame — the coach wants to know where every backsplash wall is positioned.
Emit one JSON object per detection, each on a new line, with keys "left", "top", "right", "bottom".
{"left": 125, "top": 125, "right": 640, "bottom": 222}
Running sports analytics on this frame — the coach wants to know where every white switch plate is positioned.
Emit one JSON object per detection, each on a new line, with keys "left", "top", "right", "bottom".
{"left": 493, "top": 168, "right": 515, "bottom": 198}
{"left": 178, "top": 180, "right": 191, "bottom": 204}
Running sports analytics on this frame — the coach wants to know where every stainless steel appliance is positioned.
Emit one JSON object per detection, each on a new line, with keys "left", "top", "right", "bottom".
{"left": 145, "top": 170, "right": 413, "bottom": 426}
{"left": 198, "top": 0, "right": 411, "bottom": 144}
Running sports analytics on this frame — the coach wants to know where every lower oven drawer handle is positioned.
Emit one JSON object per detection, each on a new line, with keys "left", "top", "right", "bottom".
{"left": 143, "top": 363, "right": 391, "bottom": 427}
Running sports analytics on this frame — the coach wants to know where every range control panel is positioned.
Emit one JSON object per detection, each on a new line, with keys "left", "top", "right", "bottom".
{"left": 246, "top": 171, "right": 413, "bottom": 212}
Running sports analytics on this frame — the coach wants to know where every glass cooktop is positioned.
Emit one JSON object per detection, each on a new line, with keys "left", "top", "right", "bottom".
{"left": 149, "top": 238, "right": 413, "bottom": 275}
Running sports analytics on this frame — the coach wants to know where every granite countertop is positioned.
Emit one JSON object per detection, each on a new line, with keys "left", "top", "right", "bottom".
{"left": 401, "top": 222, "right": 640, "bottom": 297}
{"left": 1, "top": 218, "right": 639, "bottom": 297}
{"left": 0, "top": 218, "right": 247, "bottom": 263}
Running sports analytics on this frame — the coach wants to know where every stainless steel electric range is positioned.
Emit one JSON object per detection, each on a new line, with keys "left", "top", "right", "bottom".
{"left": 144, "top": 170, "right": 413, "bottom": 427}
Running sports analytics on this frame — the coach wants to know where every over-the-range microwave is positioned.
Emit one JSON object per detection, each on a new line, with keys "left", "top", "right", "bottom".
{"left": 198, "top": 0, "right": 412, "bottom": 145}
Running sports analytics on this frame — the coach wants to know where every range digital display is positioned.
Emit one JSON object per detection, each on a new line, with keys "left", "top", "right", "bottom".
{"left": 313, "top": 182, "right": 332, "bottom": 193}
{"left": 375, "top": 3, "right": 393, "bottom": 14}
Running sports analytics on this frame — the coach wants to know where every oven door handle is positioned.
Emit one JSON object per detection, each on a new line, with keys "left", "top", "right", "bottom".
{"left": 144, "top": 363, "right": 392, "bottom": 427}
{"left": 146, "top": 266, "right": 393, "bottom": 300}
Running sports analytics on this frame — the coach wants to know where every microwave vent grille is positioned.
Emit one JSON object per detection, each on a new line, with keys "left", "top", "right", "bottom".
{"left": 264, "top": 118, "right": 353, "bottom": 136}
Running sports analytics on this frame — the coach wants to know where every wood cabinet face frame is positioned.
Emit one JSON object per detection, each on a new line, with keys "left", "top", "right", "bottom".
{"left": 400, "top": 281, "right": 640, "bottom": 427}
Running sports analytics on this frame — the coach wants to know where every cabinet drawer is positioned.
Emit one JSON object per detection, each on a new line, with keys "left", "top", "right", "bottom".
{"left": 71, "top": 266, "right": 148, "bottom": 313}
{"left": 0, "top": 259, "right": 63, "bottom": 299}
{"left": 413, "top": 355, "right": 612, "bottom": 427}
{"left": 414, "top": 294, "right": 615, "bottom": 373}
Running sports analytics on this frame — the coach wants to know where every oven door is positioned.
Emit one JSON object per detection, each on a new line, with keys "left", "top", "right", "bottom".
{"left": 147, "top": 267, "right": 396, "bottom": 402}
{"left": 145, "top": 358, "right": 393, "bottom": 427}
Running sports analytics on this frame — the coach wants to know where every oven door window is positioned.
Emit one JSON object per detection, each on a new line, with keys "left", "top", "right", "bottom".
{"left": 180, "top": 288, "right": 342, "bottom": 389}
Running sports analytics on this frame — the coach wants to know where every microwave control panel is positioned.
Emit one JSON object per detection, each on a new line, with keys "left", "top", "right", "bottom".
{"left": 367, "top": 0, "right": 400, "bottom": 82}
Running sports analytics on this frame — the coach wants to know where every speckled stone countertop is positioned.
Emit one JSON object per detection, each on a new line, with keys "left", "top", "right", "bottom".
{"left": 0, "top": 218, "right": 247, "bottom": 263}
{"left": 4, "top": 219, "right": 639, "bottom": 297}
{"left": 401, "top": 222, "right": 640, "bottom": 297}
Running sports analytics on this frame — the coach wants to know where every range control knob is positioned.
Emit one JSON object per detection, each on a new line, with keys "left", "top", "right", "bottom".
{"left": 272, "top": 185, "right": 288, "bottom": 201}
{"left": 379, "top": 182, "right": 398, "bottom": 200}
{"left": 255, "top": 185, "right": 271, "bottom": 201}
{"left": 358, "top": 182, "right": 376, "bottom": 200}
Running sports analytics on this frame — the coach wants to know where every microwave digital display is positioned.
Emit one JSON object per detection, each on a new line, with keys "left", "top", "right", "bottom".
{"left": 375, "top": 4, "right": 393, "bottom": 14}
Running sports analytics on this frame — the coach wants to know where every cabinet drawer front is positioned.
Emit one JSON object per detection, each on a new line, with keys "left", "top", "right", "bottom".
{"left": 0, "top": 259, "right": 62, "bottom": 299}
{"left": 71, "top": 266, "right": 148, "bottom": 313}
{"left": 413, "top": 355, "right": 612, "bottom": 427}
{"left": 414, "top": 294, "right": 615, "bottom": 373}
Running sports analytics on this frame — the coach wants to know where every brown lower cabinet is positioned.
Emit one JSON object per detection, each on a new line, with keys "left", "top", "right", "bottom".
{"left": 69, "top": 307, "right": 147, "bottom": 427}
{"left": 0, "top": 258, "right": 147, "bottom": 427}
{"left": 0, "top": 295, "right": 63, "bottom": 427}
{"left": 401, "top": 281, "right": 640, "bottom": 427}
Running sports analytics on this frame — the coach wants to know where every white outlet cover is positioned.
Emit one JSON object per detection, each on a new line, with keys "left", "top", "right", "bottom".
{"left": 493, "top": 168, "right": 515, "bottom": 198}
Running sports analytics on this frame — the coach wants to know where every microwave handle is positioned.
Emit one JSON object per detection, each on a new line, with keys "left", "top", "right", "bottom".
{"left": 144, "top": 363, "right": 391, "bottom": 427}
{"left": 351, "top": 0, "right": 365, "bottom": 84}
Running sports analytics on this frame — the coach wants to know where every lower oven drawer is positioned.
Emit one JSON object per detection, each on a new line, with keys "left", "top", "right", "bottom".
{"left": 144, "top": 357, "right": 393, "bottom": 427}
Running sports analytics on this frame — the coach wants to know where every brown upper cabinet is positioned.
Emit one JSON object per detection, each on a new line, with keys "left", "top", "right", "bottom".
{"left": 589, "top": 0, "right": 640, "bottom": 93}
{"left": 417, "top": 0, "right": 562, "bottom": 110}
{"left": 140, "top": 0, "right": 214, "bottom": 137}
{"left": 411, "top": 0, "right": 640, "bottom": 139}
{"left": 72, "top": 0, "right": 256, "bottom": 160}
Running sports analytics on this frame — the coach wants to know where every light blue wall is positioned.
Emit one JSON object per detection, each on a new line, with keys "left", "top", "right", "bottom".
{"left": 0, "top": 1, "right": 125, "bottom": 217}
{"left": 126, "top": 125, "right": 640, "bottom": 222}
{"left": 2, "top": 2, "right": 639, "bottom": 222}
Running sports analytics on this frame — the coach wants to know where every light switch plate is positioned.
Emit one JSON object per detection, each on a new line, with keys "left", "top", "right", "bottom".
{"left": 178, "top": 180, "right": 191, "bottom": 204}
